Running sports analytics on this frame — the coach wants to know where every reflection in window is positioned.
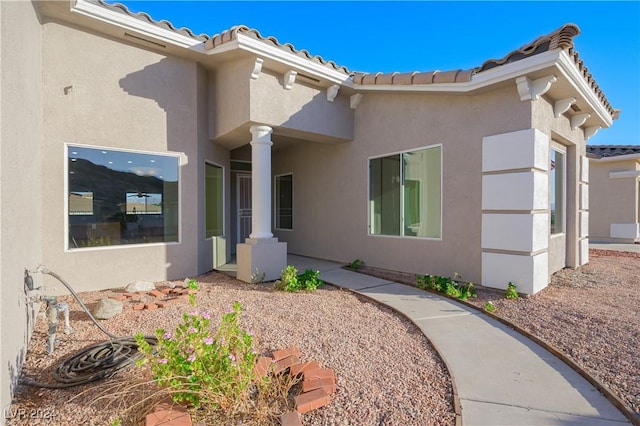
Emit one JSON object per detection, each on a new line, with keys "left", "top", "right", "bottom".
{"left": 275, "top": 174, "right": 293, "bottom": 230}
{"left": 369, "top": 145, "right": 441, "bottom": 238}
{"left": 126, "top": 192, "right": 162, "bottom": 214}
{"left": 67, "top": 145, "right": 179, "bottom": 249}
{"left": 69, "top": 191, "right": 94, "bottom": 215}
{"left": 550, "top": 148, "right": 564, "bottom": 234}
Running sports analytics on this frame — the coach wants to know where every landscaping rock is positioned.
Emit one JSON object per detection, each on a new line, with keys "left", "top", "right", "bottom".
{"left": 126, "top": 280, "right": 156, "bottom": 292}
{"left": 91, "top": 297, "right": 123, "bottom": 319}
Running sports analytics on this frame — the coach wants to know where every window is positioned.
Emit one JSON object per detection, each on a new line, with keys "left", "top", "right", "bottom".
{"left": 275, "top": 174, "right": 293, "bottom": 230}
{"left": 67, "top": 145, "right": 179, "bottom": 249}
{"left": 369, "top": 145, "right": 441, "bottom": 238}
{"left": 550, "top": 148, "right": 565, "bottom": 234}
{"left": 205, "top": 162, "right": 224, "bottom": 238}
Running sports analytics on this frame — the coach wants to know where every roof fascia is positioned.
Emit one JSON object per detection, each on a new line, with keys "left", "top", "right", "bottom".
{"left": 70, "top": 0, "right": 206, "bottom": 51}
{"left": 212, "top": 33, "right": 352, "bottom": 86}
{"left": 353, "top": 50, "right": 563, "bottom": 93}
{"left": 591, "top": 153, "right": 640, "bottom": 163}
{"left": 556, "top": 50, "right": 613, "bottom": 127}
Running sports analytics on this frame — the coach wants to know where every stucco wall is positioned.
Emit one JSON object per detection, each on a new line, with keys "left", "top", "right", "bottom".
{"left": 249, "top": 70, "right": 353, "bottom": 143}
{"left": 532, "top": 95, "right": 587, "bottom": 270}
{"left": 0, "top": 1, "right": 43, "bottom": 419}
{"left": 273, "top": 86, "right": 530, "bottom": 283}
{"left": 211, "top": 57, "right": 251, "bottom": 141}
{"left": 40, "top": 22, "right": 219, "bottom": 292}
{"left": 589, "top": 159, "right": 639, "bottom": 241}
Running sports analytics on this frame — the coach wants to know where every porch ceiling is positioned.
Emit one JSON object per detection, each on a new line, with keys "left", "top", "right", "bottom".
{"left": 213, "top": 123, "right": 351, "bottom": 151}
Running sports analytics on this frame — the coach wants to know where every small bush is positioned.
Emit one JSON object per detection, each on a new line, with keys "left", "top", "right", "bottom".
{"left": 484, "top": 301, "right": 496, "bottom": 313}
{"left": 504, "top": 282, "right": 519, "bottom": 300}
{"left": 416, "top": 273, "right": 476, "bottom": 301}
{"left": 348, "top": 259, "right": 364, "bottom": 270}
{"left": 135, "top": 300, "right": 259, "bottom": 411}
{"left": 275, "top": 266, "right": 324, "bottom": 292}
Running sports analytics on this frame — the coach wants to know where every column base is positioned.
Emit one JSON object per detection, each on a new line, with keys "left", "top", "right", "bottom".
{"left": 237, "top": 238, "right": 287, "bottom": 283}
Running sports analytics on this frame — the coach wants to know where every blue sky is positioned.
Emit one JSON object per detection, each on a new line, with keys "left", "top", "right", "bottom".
{"left": 115, "top": 1, "right": 640, "bottom": 145}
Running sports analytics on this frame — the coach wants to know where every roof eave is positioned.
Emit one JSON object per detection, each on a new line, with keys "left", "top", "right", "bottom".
{"left": 71, "top": 0, "right": 206, "bottom": 51}
{"left": 353, "top": 49, "right": 615, "bottom": 128}
{"left": 203, "top": 33, "right": 352, "bottom": 87}
{"left": 556, "top": 50, "right": 614, "bottom": 128}
{"left": 352, "top": 50, "right": 563, "bottom": 93}
{"left": 590, "top": 153, "right": 640, "bottom": 163}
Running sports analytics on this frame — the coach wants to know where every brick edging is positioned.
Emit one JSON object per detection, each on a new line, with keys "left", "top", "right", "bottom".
{"left": 326, "top": 278, "right": 463, "bottom": 426}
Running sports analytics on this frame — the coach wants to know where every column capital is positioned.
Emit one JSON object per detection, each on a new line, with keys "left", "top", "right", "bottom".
{"left": 250, "top": 125, "right": 273, "bottom": 145}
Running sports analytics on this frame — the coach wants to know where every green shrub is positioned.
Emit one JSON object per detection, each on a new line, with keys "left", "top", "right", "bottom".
{"left": 416, "top": 273, "right": 477, "bottom": 301}
{"left": 504, "top": 282, "right": 519, "bottom": 300}
{"left": 484, "top": 301, "right": 496, "bottom": 313}
{"left": 275, "top": 266, "right": 324, "bottom": 292}
{"left": 298, "top": 269, "right": 324, "bottom": 291}
{"left": 348, "top": 259, "right": 364, "bottom": 270}
{"left": 135, "top": 301, "right": 259, "bottom": 410}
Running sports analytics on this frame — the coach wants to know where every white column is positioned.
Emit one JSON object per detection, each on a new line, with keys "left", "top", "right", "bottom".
{"left": 249, "top": 124, "right": 273, "bottom": 239}
{"left": 237, "top": 124, "right": 287, "bottom": 283}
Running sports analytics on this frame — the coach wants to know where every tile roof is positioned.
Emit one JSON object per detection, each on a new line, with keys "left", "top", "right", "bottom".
{"left": 94, "top": 3, "right": 615, "bottom": 119}
{"left": 586, "top": 145, "right": 640, "bottom": 158}
{"left": 94, "top": 0, "right": 210, "bottom": 42}
{"left": 351, "top": 23, "right": 616, "bottom": 120}
{"left": 203, "top": 26, "right": 350, "bottom": 74}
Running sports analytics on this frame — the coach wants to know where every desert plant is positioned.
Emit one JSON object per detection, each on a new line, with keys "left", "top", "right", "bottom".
{"left": 275, "top": 266, "right": 323, "bottom": 292}
{"left": 484, "top": 301, "right": 496, "bottom": 313}
{"left": 297, "top": 269, "right": 324, "bottom": 291}
{"left": 250, "top": 268, "right": 266, "bottom": 284}
{"left": 275, "top": 265, "right": 299, "bottom": 292}
{"left": 416, "top": 273, "right": 476, "bottom": 301}
{"left": 348, "top": 259, "right": 364, "bottom": 270}
{"left": 504, "top": 282, "right": 519, "bottom": 300}
{"left": 135, "top": 301, "right": 259, "bottom": 411}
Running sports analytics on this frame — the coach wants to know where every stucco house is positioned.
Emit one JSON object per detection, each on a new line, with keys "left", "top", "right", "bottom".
{"left": 587, "top": 145, "right": 640, "bottom": 243}
{"left": 1, "top": 0, "right": 618, "bottom": 415}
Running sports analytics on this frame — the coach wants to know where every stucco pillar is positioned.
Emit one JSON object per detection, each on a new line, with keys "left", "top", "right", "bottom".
{"left": 249, "top": 125, "right": 274, "bottom": 239}
{"left": 236, "top": 125, "right": 287, "bottom": 283}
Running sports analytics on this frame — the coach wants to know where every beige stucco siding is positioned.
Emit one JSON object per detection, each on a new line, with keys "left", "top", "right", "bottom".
{"left": 211, "top": 57, "right": 251, "bottom": 141}
{"left": 41, "top": 22, "right": 223, "bottom": 292}
{"left": 532, "top": 95, "right": 587, "bottom": 271}
{"left": 589, "top": 159, "right": 639, "bottom": 241}
{"left": 273, "top": 86, "right": 530, "bottom": 283}
{"left": 0, "top": 0, "right": 43, "bottom": 416}
{"left": 249, "top": 70, "right": 353, "bottom": 143}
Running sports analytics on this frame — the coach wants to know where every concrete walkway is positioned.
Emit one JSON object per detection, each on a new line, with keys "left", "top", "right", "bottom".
{"left": 285, "top": 255, "right": 631, "bottom": 425}
{"left": 590, "top": 242, "right": 640, "bottom": 253}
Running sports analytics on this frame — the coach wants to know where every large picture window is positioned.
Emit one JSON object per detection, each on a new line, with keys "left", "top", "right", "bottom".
{"left": 205, "top": 162, "right": 224, "bottom": 238}
{"left": 275, "top": 174, "right": 293, "bottom": 230}
{"left": 369, "top": 145, "right": 441, "bottom": 238}
{"left": 550, "top": 147, "right": 565, "bottom": 234}
{"left": 67, "top": 145, "right": 179, "bottom": 249}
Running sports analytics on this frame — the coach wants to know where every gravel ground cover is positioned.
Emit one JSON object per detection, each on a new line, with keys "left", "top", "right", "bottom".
{"left": 358, "top": 249, "right": 640, "bottom": 416}
{"left": 8, "top": 249, "right": 638, "bottom": 425}
{"left": 7, "top": 271, "right": 455, "bottom": 426}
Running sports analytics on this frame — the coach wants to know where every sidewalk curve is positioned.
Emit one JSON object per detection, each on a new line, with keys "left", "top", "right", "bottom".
{"left": 287, "top": 255, "right": 631, "bottom": 426}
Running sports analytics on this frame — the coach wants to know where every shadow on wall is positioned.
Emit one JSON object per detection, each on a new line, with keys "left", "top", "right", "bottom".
{"left": 118, "top": 57, "right": 208, "bottom": 280}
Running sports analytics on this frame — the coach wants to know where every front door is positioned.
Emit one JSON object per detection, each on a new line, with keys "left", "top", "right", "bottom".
{"left": 237, "top": 174, "right": 252, "bottom": 244}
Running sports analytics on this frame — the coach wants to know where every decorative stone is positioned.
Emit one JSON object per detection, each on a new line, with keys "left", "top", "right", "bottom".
{"left": 126, "top": 280, "right": 156, "bottom": 292}
{"left": 92, "top": 297, "right": 123, "bottom": 319}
